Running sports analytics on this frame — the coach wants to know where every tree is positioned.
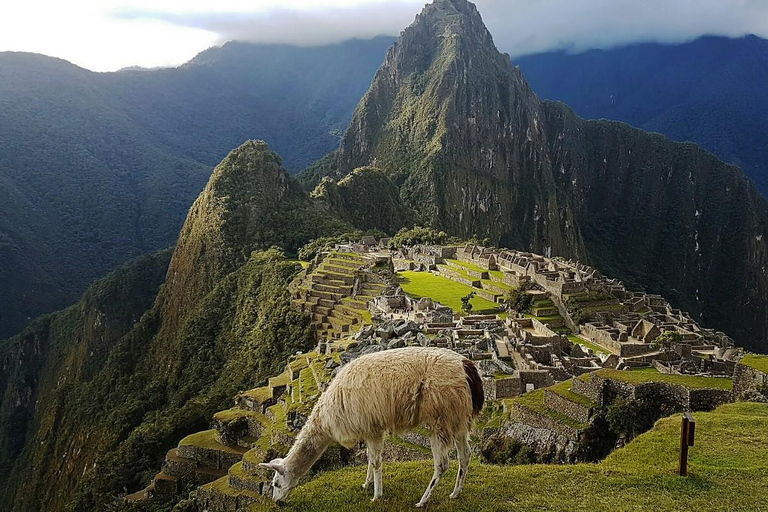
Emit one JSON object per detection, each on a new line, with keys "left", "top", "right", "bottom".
{"left": 651, "top": 330, "right": 684, "bottom": 352}
{"left": 505, "top": 287, "right": 532, "bottom": 313}
{"left": 461, "top": 292, "right": 476, "bottom": 315}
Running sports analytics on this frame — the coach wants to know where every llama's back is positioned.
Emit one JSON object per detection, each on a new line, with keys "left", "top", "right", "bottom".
{"left": 314, "top": 347, "right": 479, "bottom": 446}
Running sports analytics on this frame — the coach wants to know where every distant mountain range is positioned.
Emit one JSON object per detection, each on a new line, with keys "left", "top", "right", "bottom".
{"left": 0, "top": 38, "right": 392, "bottom": 339}
{"left": 2, "top": 29, "right": 768, "bottom": 343}
{"left": 515, "top": 35, "right": 768, "bottom": 195}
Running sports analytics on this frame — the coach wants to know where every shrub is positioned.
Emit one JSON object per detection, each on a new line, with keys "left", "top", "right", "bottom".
{"left": 506, "top": 288, "right": 533, "bottom": 313}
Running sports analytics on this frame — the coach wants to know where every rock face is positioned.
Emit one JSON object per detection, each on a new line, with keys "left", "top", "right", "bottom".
{"left": 302, "top": 0, "right": 768, "bottom": 351}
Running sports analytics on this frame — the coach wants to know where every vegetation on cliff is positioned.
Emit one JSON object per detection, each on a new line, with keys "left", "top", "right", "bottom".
{"left": 0, "top": 140, "right": 352, "bottom": 512}
{"left": 0, "top": 36, "right": 393, "bottom": 340}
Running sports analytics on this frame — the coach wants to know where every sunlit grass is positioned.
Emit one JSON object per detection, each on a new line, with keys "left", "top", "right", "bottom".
{"left": 249, "top": 403, "right": 768, "bottom": 512}
{"left": 397, "top": 271, "right": 499, "bottom": 313}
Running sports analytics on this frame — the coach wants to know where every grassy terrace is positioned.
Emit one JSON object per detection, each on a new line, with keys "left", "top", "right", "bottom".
{"left": 584, "top": 368, "right": 733, "bottom": 391}
{"left": 740, "top": 353, "right": 768, "bottom": 373}
{"left": 548, "top": 379, "right": 597, "bottom": 409}
{"left": 250, "top": 402, "right": 768, "bottom": 511}
{"left": 505, "top": 388, "right": 590, "bottom": 430}
{"left": 445, "top": 258, "right": 486, "bottom": 273}
{"left": 567, "top": 334, "right": 610, "bottom": 355}
{"left": 442, "top": 263, "right": 512, "bottom": 292}
{"left": 397, "top": 271, "right": 499, "bottom": 313}
{"left": 179, "top": 430, "right": 246, "bottom": 454}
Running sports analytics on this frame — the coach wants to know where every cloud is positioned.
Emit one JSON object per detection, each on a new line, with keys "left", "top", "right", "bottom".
{"left": 4, "top": 0, "right": 768, "bottom": 71}
{"left": 113, "top": 1, "right": 422, "bottom": 47}
{"left": 477, "top": 0, "right": 768, "bottom": 57}
{"left": 114, "top": 0, "right": 768, "bottom": 57}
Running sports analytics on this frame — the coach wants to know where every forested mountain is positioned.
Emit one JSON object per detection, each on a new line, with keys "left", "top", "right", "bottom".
{"left": 515, "top": 35, "right": 768, "bottom": 195}
{"left": 1, "top": 1, "right": 767, "bottom": 510}
{"left": 0, "top": 37, "right": 393, "bottom": 340}
{"left": 0, "top": 141, "right": 340, "bottom": 511}
{"left": 302, "top": 0, "right": 768, "bottom": 351}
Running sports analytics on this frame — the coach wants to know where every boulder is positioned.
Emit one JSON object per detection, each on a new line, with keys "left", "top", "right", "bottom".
{"left": 376, "top": 324, "right": 395, "bottom": 340}
{"left": 361, "top": 345, "right": 383, "bottom": 356}
{"left": 387, "top": 338, "right": 406, "bottom": 350}
{"left": 394, "top": 320, "right": 420, "bottom": 336}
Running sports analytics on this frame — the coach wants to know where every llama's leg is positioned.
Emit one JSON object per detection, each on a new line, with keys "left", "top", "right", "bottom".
{"left": 368, "top": 437, "right": 384, "bottom": 501}
{"left": 363, "top": 443, "right": 374, "bottom": 489}
{"left": 450, "top": 434, "right": 471, "bottom": 499}
{"left": 415, "top": 435, "right": 450, "bottom": 508}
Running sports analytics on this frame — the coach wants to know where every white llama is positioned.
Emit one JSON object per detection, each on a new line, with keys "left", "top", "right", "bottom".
{"left": 260, "top": 346, "right": 485, "bottom": 507}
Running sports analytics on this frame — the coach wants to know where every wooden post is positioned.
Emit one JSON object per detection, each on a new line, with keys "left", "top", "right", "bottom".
{"left": 679, "top": 412, "right": 695, "bottom": 476}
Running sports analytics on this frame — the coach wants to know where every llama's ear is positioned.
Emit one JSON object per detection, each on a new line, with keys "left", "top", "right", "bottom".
{"left": 259, "top": 460, "right": 286, "bottom": 476}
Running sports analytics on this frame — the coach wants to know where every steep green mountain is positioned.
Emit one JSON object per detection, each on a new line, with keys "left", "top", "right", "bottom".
{"left": 0, "top": 37, "right": 393, "bottom": 340}
{"left": 514, "top": 35, "right": 768, "bottom": 196}
{"left": 300, "top": 0, "right": 768, "bottom": 351}
{"left": 0, "top": 141, "right": 385, "bottom": 511}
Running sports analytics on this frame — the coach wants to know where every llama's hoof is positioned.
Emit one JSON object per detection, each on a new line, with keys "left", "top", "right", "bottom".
{"left": 415, "top": 502, "right": 426, "bottom": 508}
{"left": 362, "top": 483, "right": 368, "bottom": 489}
{"left": 371, "top": 497, "right": 381, "bottom": 503}
{"left": 449, "top": 492, "right": 460, "bottom": 499}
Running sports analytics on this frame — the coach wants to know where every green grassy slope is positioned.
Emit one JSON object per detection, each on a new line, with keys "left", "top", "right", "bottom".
{"left": 250, "top": 402, "right": 768, "bottom": 511}
{"left": 397, "top": 271, "right": 499, "bottom": 313}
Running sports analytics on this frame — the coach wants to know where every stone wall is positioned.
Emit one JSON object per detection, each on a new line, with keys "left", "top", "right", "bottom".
{"left": 543, "top": 390, "right": 592, "bottom": 423}
{"left": 495, "top": 422, "right": 581, "bottom": 463}
{"left": 571, "top": 376, "right": 604, "bottom": 405}
{"left": 483, "top": 376, "right": 522, "bottom": 399}
{"left": 733, "top": 362, "right": 768, "bottom": 398}
{"left": 508, "top": 404, "right": 584, "bottom": 442}
{"left": 620, "top": 343, "right": 654, "bottom": 357}
{"left": 518, "top": 370, "right": 555, "bottom": 390}
{"left": 688, "top": 388, "right": 734, "bottom": 411}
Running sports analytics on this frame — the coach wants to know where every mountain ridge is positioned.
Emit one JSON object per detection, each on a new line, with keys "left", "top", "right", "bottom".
{"left": 0, "top": 37, "right": 392, "bottom": 340}
{"left": 301, "top": 0, "right": 768, "bottom": 350}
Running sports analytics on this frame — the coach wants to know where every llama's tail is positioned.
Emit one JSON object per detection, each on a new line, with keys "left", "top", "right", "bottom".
{"left": 462, "top": 358, "right": 484, "bottom": 416}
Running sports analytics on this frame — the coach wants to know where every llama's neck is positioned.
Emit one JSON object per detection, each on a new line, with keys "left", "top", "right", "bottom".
{"left": 284, "top": 416, "right": 332, "bottom": 477}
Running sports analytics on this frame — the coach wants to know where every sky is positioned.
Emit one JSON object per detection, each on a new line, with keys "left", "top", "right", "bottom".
{"left": 2, "top": 0, "right": 768, "bottom": 72}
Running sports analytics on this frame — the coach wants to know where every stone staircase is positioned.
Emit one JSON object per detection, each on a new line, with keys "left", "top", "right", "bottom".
{"left": 526, "top": 293, "right": 569, "bottom": 333}
{"left": 435, "top": 260, "right": 512, "bottom": 303}
{"left": 291, "top": 252, "right": 385, "bottom": 341}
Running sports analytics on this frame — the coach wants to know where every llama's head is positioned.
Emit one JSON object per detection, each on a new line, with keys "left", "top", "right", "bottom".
{"left": 259, "top": 458, "right": 298, "bottom": 503}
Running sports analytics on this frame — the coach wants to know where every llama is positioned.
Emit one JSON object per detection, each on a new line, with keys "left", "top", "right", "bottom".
{"left": 259, "top": 346, "right": 485, "bottom": 507}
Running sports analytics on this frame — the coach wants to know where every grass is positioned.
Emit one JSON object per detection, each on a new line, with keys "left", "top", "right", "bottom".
{"left": 397, "top": 271, "right": 499, "bottom": 314}
{"left": 213, "top": 408, "right": 269, "bottom": 426}
{"left": 240, "top": 386, "right": 274, "bottom": 403}
{"left": 248, "top": 403, "right": 768, "bottom": 512}
{"left": 178, "top": 430, "right": 246, "bottom": 454}
{"left": 548, "top": 380, "right": 597, "bottom": 409}
{"left": 268, "top": 371, "right": 291, "bottom": 389}
{"left": 740, "top": 353, "right": 768, "bottom": 374}
{"left": 445, "top": 258, "right": 487, "bottom": 273}
{"left": 594, "top": 368, "right": 733, "bottom": 390}
{"left": 506, "top": 389, "right": 590, "bottom": 430}
{"left": 567, "top": 334, "right": 610, "bottom": 355}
